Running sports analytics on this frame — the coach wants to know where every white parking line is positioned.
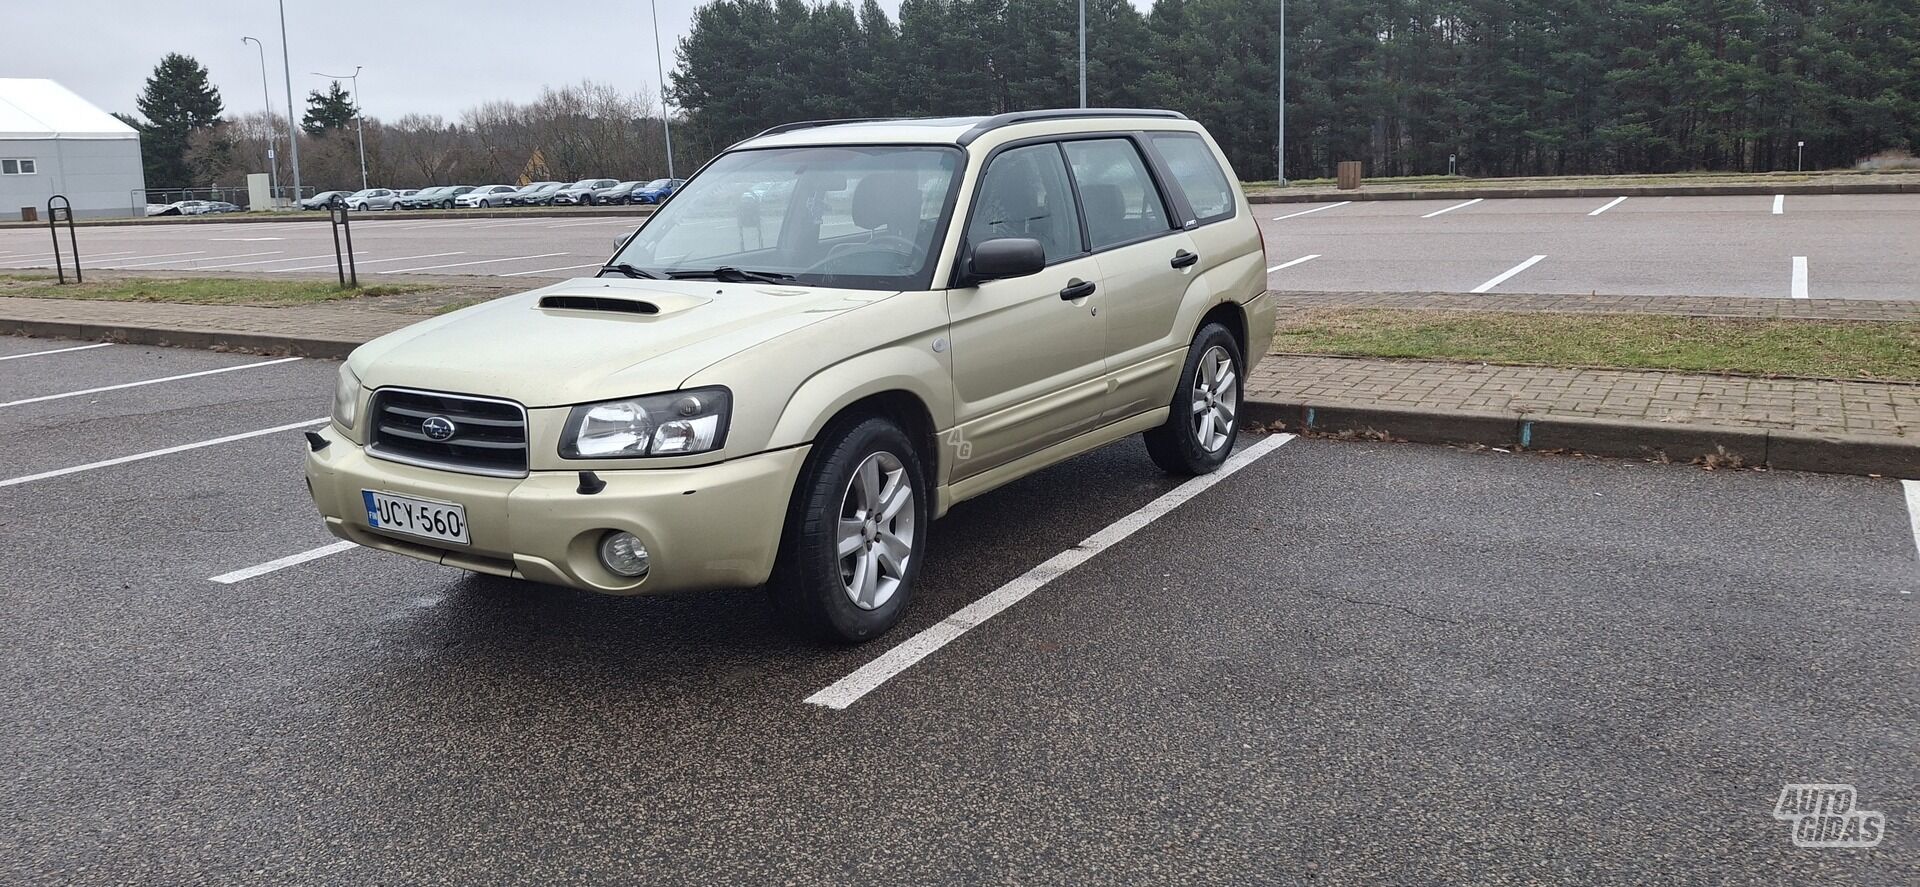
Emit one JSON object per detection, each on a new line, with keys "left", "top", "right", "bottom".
{"left": 210, "top": 541, "right": 357, "bottom": 584}
{"left": 87, "top": 250, "right": 207, "bottom": 266}
{"left": 377, "top": 252, "right": 568, "bottom": 274}
{"left": 804, "top": 433, "right": 1297, "bottom": 710}
{"left": 1423, "top": 198, "right": 1484, "bottom": 218}
{"left": 1902, "top": 480, "right": 1919, "bottom": 592}
{"left": 110, "top": 250, "right": 281, "bottom": 269}
{"left": 1471, "top": 255, "right": 1548, "bottom": 294}
{"left": 195, "top": 252, "right": 345, "bottom": 270}
{"left": 1266, "top": 254, "right": 1320, "bottom": 273}
{"left": 1588, "top": 196, "right": 1628, "bottom": 216}
{"left": 1272, "top": 201, "right": 1350, "bottom": 221}
{"left": 545, "top": 218, "right": 644, "bottom": 229}
{"left": 268, "top": 251, "right": 461, "bottom": 272}
{"left": 0, "top": 356, "right": 301, "bottom": 408}
{"left": 502, "top": 262, "right": 604, "bottom": 277}
{"left": 0, "top": 342, "right": 111, "bottom": 361}
{"left": 1773, "top": 194, "right": 1785, "bottom": 214}
{"left": 1791, "top": 256, "right": 1810, "bottom": 299}
{"left": 0, "top": 417, "right": 325, "bottom": 489}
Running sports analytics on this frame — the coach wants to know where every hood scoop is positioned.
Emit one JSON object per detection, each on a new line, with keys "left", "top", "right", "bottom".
{"left": 534, "top": 285, "right": 711, "bottom": 318}
{"left": 540, "top": 294, "right": 660, "bottom": 314}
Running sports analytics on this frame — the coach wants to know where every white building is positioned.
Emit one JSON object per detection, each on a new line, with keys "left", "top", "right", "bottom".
{"left": 0, "top": 78, "right": 145, "bottom": 220}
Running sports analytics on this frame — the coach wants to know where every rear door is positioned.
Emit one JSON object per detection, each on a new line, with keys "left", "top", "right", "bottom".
{"left": 1057, "top": 136, "right": 1196, "bottom": 421}
{"left": 945, "top": 141, "right": 1106, "bottom": 478}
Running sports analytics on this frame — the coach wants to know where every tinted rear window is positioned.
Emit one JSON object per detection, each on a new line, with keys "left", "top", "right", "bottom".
{"left": 1149, "top": 132, "right": 1235, "bottom": 224}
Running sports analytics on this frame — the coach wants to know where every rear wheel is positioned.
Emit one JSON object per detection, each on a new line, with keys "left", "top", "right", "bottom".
{"left": 769, "top": 416, "right": 927, "bottom": 643}
{"left": 1143, "top": 321, "right": 1243, "bottom": 475}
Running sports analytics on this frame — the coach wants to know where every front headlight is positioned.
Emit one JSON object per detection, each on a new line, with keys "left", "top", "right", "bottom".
{"left": 334, "top": 364, "right": 363, "bottom": 429}
{"left": 561, "top": 387, "right": 731, "bottom": 459}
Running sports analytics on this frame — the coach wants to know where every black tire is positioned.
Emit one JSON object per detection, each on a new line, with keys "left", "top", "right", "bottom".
{"left": 479, "top": 199, "right": 491, "bottom": 208}
{"left": 768, "top": 415, "right": 929, "bottom": 643}
{"left": 1143, "top": 321, "right": 1244, "bottom": 475}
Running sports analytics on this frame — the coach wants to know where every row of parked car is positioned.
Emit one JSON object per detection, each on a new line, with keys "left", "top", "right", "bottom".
{"left": 145, "top": 200, "right": 243, "bottom": 216}
{"left": 298, "top": 178, "right": 685, "bottom": 212}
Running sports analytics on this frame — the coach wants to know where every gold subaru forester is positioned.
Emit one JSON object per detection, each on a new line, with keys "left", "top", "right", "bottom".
{"left": 306, "top": 109, "right": 1274, "bottom": 642}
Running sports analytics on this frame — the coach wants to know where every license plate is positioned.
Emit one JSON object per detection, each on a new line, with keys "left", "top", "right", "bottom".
{"left": 362, "top": 490, "right": 469, "bottom": 545}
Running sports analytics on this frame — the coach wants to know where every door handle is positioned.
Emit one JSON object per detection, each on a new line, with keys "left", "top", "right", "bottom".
{"left": 1059, "top": 279, "right": 1096, "bottom": 300}
{"left": 1170, "top": 250, "right": 1200, "bottom": 269}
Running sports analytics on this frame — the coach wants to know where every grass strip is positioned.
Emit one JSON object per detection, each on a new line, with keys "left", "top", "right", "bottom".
{"left": 0, "top": 274, "right": 420, "bottom": 307}
{"left": 1272, "top": 308, "right": 1920, "bottom": 381}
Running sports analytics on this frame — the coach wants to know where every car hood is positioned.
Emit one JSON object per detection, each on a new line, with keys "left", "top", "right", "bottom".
{"left": 350, "top": 277, "right": 899, "bottom": 407}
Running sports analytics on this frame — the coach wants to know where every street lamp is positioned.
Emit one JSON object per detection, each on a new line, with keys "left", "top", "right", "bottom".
{"left": 241, "top": 36, "right": 279, "bottom": 204}
{"left": 1078, "top": 0, "right": 1087, "bottom": 108}
{"left": 278, "top": 0, "right": 302, "bottom": 202}
{"left": 313, "top": 66, "right": 369, "bottom": 190}
{"left": 1275, "top": 0, "right": 1286, "bottom": 185}
{"left": 649, "top": 0, "right": 675, "bottom": 178}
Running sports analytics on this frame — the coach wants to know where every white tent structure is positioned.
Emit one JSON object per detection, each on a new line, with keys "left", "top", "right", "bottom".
{"left": 0, "top": 79, "right": 145, "bottom": 220}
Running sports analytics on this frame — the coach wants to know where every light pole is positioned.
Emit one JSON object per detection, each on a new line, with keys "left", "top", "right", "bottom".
{"left": 1077, "top": 0, "right": 1087, "bottom": 108}
{"left": 241, "top": 36, "right": 279, "bottom": 204}
{"left": 278, "top": 0, "right": 302, "bottom": 201}
{"left": 1275, "top": 0, "right": 1286, "bottom": 185}
{"left": 314, "top": 66, "right": 368, "bottom": 189}
{"left": 650, "top": 0, "right": 675, "bottom": 178}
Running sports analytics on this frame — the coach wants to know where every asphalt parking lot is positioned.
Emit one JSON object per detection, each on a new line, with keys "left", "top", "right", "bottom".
{"left": 3, "top": 193, "right": 1918, "bottom": 299}
{"left": 2, "top": 335, "right": 1916, "bottom": 884}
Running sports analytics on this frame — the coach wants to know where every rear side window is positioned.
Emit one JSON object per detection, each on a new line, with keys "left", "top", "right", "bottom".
{"left": 1150, "top": 132, "right": 1235, "bottom": 224}
{"left": 968, "top": 143, "right": 1083, "bottom": 263}
{"left": 1061, "top": 139, "right": 1170, "bottom": 250}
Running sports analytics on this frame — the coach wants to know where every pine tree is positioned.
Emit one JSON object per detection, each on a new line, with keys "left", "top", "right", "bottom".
{"left": 303, "top": 82, "right": 359, "bottom": 135}
{"left": 131, "top": 53, "right": 225, "bottom": 188}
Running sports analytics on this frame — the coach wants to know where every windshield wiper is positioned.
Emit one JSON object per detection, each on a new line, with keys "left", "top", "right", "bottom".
{"left": 666, "top": 266, "right": 796, "bottom": 284}
{"left": 598, "top": 262, "right": 660, "bottom": 279}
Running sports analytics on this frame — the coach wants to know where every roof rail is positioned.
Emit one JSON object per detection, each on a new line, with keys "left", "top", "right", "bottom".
{"left": 957, "top": 108, "right": 1186, "bottom": 145}
{"left": 748, "top": 117, "right": 902, "bottom": 140}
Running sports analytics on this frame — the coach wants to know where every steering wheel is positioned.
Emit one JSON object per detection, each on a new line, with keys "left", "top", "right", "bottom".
{"left": 802, "top": 232, "right": 922, "bottom": 275}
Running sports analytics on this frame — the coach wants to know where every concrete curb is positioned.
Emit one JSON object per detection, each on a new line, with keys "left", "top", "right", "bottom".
{"left": 0, "top": 205, "right": 655, "bottom": 230}
{"left": 0, "top": 317, "right": 361, "bottom": 360}
{"left": 1247, "top": 180, "right": 1920, "bottom": 204}
{"left": 1241, "top": 400, "right": 1918, "bottom": 478}
{"left": 3, "top": 313, "right": 1913, "bottom": 478}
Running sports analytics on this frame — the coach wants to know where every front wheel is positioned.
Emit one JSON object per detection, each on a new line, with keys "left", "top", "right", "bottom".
{"left": 479, "top": 199, "right": 491, "bottom": 208}
{"left": 769, "top": 416, "right": 928, "bottom": 643}
{"left": 1143, "top": 322, "right": 1244, "bottom": 475}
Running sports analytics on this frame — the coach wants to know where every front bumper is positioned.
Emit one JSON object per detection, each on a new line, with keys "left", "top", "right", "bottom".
{"left": 305, "top": 425, "right": 808, "bottom": 595}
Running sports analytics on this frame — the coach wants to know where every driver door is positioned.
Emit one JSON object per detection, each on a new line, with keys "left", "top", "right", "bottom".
{"left": 945, "top": 142, "right": 1106, "bottom": 480}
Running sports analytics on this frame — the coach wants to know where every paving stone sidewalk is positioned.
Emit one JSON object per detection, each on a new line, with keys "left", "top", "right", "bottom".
{"left": 1246, "top": 355, "right": 1916, "bottom": 439}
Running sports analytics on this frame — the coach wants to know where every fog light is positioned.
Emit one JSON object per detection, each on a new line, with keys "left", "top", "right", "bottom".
{"left": 598, "top": 531, "right": 650, "bottom": 578}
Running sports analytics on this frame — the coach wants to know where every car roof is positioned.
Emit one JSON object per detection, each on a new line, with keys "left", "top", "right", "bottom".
{"left": 735, "top": 109, "right": 1190, "bottom": 150}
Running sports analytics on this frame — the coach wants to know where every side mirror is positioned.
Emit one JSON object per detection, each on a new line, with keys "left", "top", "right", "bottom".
{"left": 613, "top": 229, "right": 636, "bottom": 251}
{"left": 963, "top": 237, "right": 1045, "bottom": 285}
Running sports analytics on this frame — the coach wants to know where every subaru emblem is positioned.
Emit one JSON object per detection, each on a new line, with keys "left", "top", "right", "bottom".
{"left": 422, "top": 416, "right": 457, "bottom": 441}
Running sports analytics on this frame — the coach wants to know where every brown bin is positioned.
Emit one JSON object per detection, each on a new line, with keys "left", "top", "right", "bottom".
{"left": 20, "top": 206, "right": 37, "bottom": 222}
{"left": 1336, "top": 161, "right": 1363, "bottom": 190}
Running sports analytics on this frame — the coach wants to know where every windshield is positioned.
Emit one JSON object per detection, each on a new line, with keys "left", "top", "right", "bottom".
{"left": 609, "top": 145, "right": 963, "bottom": 292}
{"left": 644, "top": 179, "right": 671, "bottom": 188}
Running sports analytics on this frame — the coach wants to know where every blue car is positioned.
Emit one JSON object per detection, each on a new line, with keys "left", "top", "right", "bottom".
{"left": 627, "top": 178, "right": 684, "bottom": 205}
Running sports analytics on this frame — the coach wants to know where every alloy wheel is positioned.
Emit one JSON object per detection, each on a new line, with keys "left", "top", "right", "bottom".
{"left": 1191, "top": 344, "right": 1238, "bottom": 452}
{"left": 835, "top": 451, "right": 915, "bottom": 610}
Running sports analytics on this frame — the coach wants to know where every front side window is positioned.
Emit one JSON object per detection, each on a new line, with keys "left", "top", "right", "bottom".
{"left": 1062, "top": 138, "right": 1170, "bottom": 250}
{"left": 966, "top": 143, "right": 1083, "bottom": 263}
{"left": 1149, "top": 132, "right": 1235, "bottom": 223}
{"left": 611, "top": 144, "right": 963, "bottom": 291}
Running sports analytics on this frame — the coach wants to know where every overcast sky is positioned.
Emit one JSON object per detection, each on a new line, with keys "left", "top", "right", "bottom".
{"left": 4, "top": 0, "right": 873, "bottom": 122}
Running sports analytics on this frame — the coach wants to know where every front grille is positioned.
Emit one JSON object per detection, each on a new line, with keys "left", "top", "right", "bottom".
{"left": 367, "top": 388, "right": 529, "bottom": 478}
